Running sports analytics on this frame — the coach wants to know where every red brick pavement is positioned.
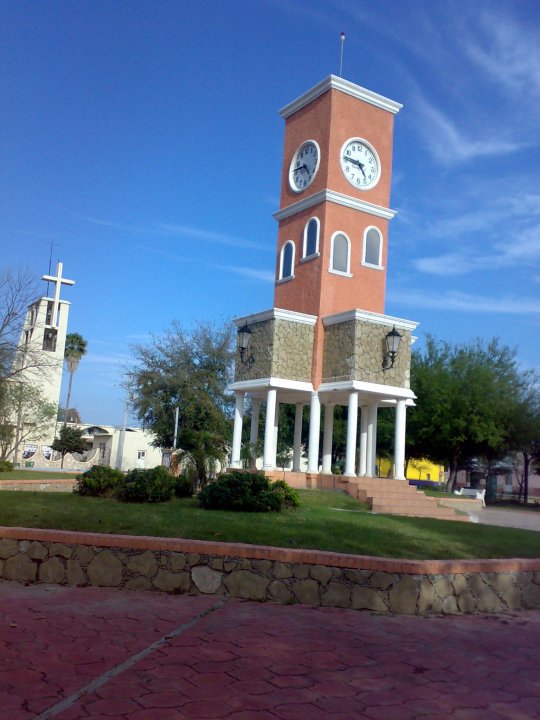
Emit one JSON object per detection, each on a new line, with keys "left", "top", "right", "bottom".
{"left": 1, "top": 581, "right": 539, "bottom": 719}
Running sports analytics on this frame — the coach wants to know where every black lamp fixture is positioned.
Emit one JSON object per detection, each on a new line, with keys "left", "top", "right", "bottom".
{"left": 382, "top": 325, "right": 402, "bottom": 370}
{"left": 237, "top": 322, "right": 255, "bottom": 368}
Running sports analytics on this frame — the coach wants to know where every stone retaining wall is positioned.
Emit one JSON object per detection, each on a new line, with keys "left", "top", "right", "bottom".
{"left": 0, "top": 527, "right": 539, "bottom": 615}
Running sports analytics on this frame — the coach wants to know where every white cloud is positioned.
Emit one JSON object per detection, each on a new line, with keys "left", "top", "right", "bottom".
{"left": 217, "top": 265, "right": 275, "bottom": 283}
{"left": 414, "top": 254, "right": 473, "bottom": 276}
{"left": 414, "top": 93, "right": 523, "bottom": 165}
{"left": 388, "top": 289, "right": 540, "bottom": 315}
{"left": 160, "top": 224, "right": 262, "bottom": 250}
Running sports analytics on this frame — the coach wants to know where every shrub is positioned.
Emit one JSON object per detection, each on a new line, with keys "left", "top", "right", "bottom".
{"left": 174, "top": 474, "right": 195, "bottom": 498}
{"left": 198, "top": 471, "right": 300, "bottom": 512}
{"left": 0, "top": 460, "right": 14, "bottom": 472}
{"left": 74, "top": 465, "right": 124, "bottom": 497}
{"left": 115, "top": 466, "right": 175, "bottom": 503}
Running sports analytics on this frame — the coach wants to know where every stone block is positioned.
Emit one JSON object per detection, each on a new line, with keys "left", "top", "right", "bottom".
{"left": 370, "top": 572, "right": 394, "bottom": 590}
{"left": 224, "top": 570, "right": 270, "bottom": 601}
{"left": 153, "top": 570, "right": 190, "bottom": 593}
{"left": 441, "top": 595, "right": 459, "bottom": 614}
{"left": 321, "top": 581, "right": 351, "bottom": 608}
{"left": 66, "top": 560, "right": 86, "bottom": 586}
{"left": 127, "top": 551, "right": 158, "bottom": 578}
{"left": 187, "top": 553, "right": 201, "bottom": 566}
{"left": 0, "top": 539, "right": 18, "bottom": 559}
{"left": 418, "top": 578, "right": 437, "bottom": 614}
{"left": 433, "top": 576, "right": 453, "bottom": 599}
{"left": 5, "top": 554, "right": 37, "bottom": 583}
{"left": 268, "top": 580, "right": 294, "bottom": 604}
{"left": 87, "top": 550, "right": 123, "bottom": 587}
{"left": 292, "top": 564, "right": 310, "bottom": 580}
{"left": 345, "top": 569, "right": 371, "bottom": 584}
{"left": 292, "top": 579, "right": 320, "bottom": 606}
{"left": 25, "top": 541, "right": 48, "bottom": 560}
{"left": 522, "top": 581, "right": 540, "bottom": 609}
{"left": 125, "top": 577, "right": 152, "bottom": 591}
{"left": 49, "top": 543, "right": 73, "bottom": 559}
{"left": 273, "top": 562, "right": 292, "bottom": 579}
{"left": 224, "top": 560, "right": 238, "bottom": 572}
{"left": 351, "top": 586, "right": 387, "bottom": 612}
{"left": 170, "top": 552, "right": 187, "bottom": 571}
{"left": 500, "top": 586, "right": 521, "bottom": 610}
{"left": 210, "top": 557, "right": 224, "bottom": 571}
{"left": 252, "top": 559, "right": 273, "bottom": 576}
{"left": 491, "top": 573, "right": 514, "bottom": 594}
{"left": 388, "top": 576, "right": 419, "bottom": 615}
{"left": 456, "top": 592, "right": 476, "bottom": 613}
{"left": 75, "top": 545, "right": 94, "bottom": 565}
{"left": 39, "top": 557, "right": 65, "bottom": 584}
{"left": 452, "top": 574, "right": 468, "bottom": 595}
{"left": 192, "top": 566, "right": 222, "bottom": 594}
{"left": 310, "top": 565, "right": 333, "bottom": 585}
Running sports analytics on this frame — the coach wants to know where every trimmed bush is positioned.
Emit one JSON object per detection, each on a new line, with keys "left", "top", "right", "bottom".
{"left": 0, "top": 460, "right": 14, "bottom": 472}
{"left": 198, "top": 471, "right": 300, "bottom": 512}
{"left": 175, "top": 474, "right": 195, "bottom": 498}
{"left": 115, "top": 466, "right": 175, "bottom": 503}
{"left": 74, "top": 465, "right": 124, "bottom": 497}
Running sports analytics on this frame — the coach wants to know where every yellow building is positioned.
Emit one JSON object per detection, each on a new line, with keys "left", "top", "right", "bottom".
{"left": 378, "top": 457, "right": 444, "bottom": 485}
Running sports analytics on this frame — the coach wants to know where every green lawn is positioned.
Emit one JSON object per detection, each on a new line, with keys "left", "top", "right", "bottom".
{"left": 0, "top": 488, "right": 539, "bottom": 560}
{"left": 0, "top": 470, "right": 80, "bottom": 481}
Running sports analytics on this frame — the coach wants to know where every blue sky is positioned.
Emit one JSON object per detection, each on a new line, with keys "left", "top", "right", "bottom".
{"left": 1, "top": 0, "right": 539, "bottom": 426}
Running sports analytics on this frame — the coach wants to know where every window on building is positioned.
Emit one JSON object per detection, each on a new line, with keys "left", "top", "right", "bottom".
{"left": 330, "top": 232, "right": 350, "bottom": 274}
{"left": 42, "top": 328, "right": 58, "bottom": 352}
{"left": 99, "top": 442, "right": 106, "bottom": 459}
{"left": 137, "top": 451, "right": 146, "bottom": 460}
{"left": 363, "top": 227, "right": 383, "bottom": 267}
{"left": 279, "top": 241, "right": 295, "bottom": 280}
{"left": 303, "top": 217, "right": 319, "bottom": 258}
{"left": 45, "top": 301, "right": 54, "bottom": 326}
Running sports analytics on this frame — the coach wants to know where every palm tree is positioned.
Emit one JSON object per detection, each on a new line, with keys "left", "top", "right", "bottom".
{"left": 63, "top": 333, "right": 87, "bottom": 429}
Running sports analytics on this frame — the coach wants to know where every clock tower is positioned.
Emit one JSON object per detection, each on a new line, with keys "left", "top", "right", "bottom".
{"left": 230, "top": 76, "right": 418, "bottom": 483}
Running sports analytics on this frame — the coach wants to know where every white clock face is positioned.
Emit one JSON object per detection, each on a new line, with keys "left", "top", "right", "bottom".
{"left": 340, "top": 138, "right": 380, "bottom": 190}
{"left": 289, "top": 140, "right": 320, "bottom": 192}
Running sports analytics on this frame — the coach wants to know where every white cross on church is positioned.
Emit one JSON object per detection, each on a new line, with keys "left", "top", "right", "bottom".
{"left": 42, "top": 261, "right": 75, "bottom": 328}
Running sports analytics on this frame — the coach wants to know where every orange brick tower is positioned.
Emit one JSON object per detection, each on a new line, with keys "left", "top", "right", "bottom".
{"left": 230, "top": 76, "right": 417, "bottom": 481}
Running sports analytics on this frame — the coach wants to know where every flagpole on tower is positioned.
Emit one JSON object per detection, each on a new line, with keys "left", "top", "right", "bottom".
{"left": 339, "top": 32, "right": 345, "bottom": 77}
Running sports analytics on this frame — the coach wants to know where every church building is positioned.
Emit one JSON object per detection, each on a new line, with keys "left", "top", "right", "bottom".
{"left": 229, "top": 75, "right": 418, "bottom": 483}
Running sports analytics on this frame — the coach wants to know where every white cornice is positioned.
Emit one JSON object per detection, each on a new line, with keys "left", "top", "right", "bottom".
{"left": 322, "top": 309, "right": 418, "bottom": 332}
{"left": 319, "top": 380, "right": 416, "bottom": 400}
{"left": 234, "top": 307, "right": 318, "bottom": 327}
{"left": 228, "top": 378, "right": 314, "bottom": 393}
{"left": 279, "top": 75, "right": 402, "bottom": 118}
{"left": 274, "top": 189, "right": 396, "bottom": 222}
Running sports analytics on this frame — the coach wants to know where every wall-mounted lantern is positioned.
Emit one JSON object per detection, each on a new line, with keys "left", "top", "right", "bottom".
{"left": 237, "top": 322, "right": 255, "bottom": 368}
{"left": 382, "top": 325, "right": 402, "bottom": 370}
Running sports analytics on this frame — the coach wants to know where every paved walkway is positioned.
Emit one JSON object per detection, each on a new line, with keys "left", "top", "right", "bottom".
{"left": 472, "top": 508, "right": 540, "bottom": 532}
{"left": 1, "top": 581, "right": 539, "bottom": 719}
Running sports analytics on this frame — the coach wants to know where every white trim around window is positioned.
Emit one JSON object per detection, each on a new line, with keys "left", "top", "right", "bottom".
{"left": 302, "top": 216, "right": 320, "bottom": 260}
{"left": 329, "top": 231, "right": 352, "bottom": 277}
{"left": 362, "top": 226, "right": 384, "bottom": 269}
{"left": 278, "top": 240, "right": 295, "bottom": 281}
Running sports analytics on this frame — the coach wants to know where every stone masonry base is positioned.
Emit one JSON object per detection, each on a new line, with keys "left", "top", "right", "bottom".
{"left": 1, "top": 527, "right": 539, "bottom": 615}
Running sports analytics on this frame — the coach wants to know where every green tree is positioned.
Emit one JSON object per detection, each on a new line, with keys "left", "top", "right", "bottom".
{"left": 0, "top": 382, "right": 56, "bottom": 462}
{"left": 125, "top": 320, "right": 235, "bottom": 488}
{"left": 505, "top": 385, "right": 540, "bottom": 503}
{"left": 407, "top": 337, "right": 528, "bottom": 493}
{"left": 63, "top": 333, "right": 87, "bottom": 428}
{"left": 51, "top": 425, "right": 87, "bottom": 467}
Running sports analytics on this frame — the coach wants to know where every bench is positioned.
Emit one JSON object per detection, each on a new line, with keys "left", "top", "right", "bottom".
{"left": 454, "top": 488, "right": 486, "bottom": 507}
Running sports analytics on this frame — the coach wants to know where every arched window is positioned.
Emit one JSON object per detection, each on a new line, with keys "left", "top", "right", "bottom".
{"left": 303, "top": 217, "right": 319, "bottom": 258}
{"left": 330, "top": 232, "right": 351, "bottom": 275}
{"left": 363, "top": 227, "right": 383, "bottom": 267}
{"left": 279, "top": 241, "right": 295, "bottom": 280}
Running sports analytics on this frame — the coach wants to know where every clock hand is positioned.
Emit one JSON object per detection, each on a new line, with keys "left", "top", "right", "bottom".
{"left": 343, "top": 156, "right": 367, "bottom": 179}
{"left": 294, "top": 164, "right": 308, "bottom": 173}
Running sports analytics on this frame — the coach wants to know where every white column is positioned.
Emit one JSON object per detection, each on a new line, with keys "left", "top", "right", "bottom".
{"left": 358, "top": 406, "right": 368, "bottom": 476}
{"left": 249, "top": 399, "right": 261, "bottom": 467}
{"left": 321, "top": 403, "right": 334, "bottom": 474}
{"left": 230, "top": 391, "right": 244, "bottom": 468}
{"left": 263, "top": 388, "right": 277, "bottom": 470}
{"left": 292, "top": 403, "right": 303, "bottom": 472}
{"left": 366, "top": 402, "right": 378, "bottom": 477}
{"left": 394, "top": 400, "right": 407, "bottom": 480}
{"left": 272, "top": 401, "right": 280, "bottom": 468}
{"left": 344, "top": 391, "right": 359, "bottom": 477}
{"left": 307, "top": 392, "right": 321, "bottom": 474}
